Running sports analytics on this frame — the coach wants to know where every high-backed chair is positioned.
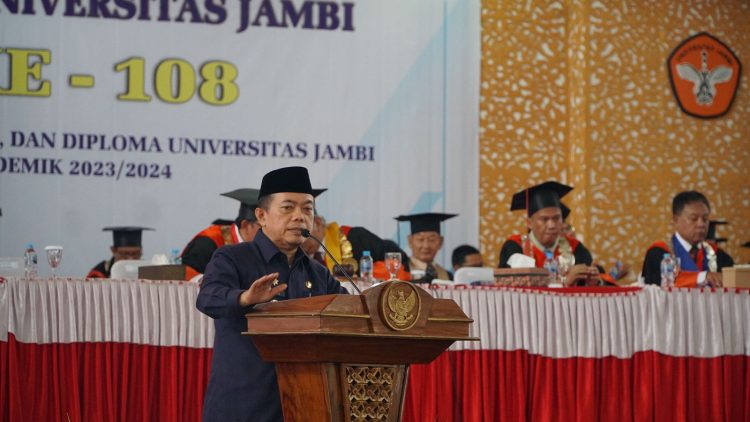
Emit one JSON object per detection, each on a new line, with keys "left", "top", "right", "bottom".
{"left": 0, "top": 257, "right": 25, "bottom": 277}
{"left": 453, "top": 266, "right": 495, "bottom": 285}
{"left": 109, "top": 259, "right": 150, "bottom": 279}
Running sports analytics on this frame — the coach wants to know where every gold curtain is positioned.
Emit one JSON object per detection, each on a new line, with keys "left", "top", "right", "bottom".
{"left": 479, "top": 0, "right": 750, "bottom": 270}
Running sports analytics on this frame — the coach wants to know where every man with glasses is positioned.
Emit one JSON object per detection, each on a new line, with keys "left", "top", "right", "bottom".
{"left": 87, "top": 226, "right": 152, "bottom": 278}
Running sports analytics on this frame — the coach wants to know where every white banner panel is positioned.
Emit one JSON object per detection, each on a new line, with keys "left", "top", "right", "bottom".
{"left": 0, "top": 0, "right": 480, "bottom": 276}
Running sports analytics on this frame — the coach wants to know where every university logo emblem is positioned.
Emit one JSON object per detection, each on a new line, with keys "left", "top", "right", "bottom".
{"left": 668, "top": 32, "right": 741, "bottom": 119}
{"left": 380, "top": 281, "right": 420, "bottom": 331}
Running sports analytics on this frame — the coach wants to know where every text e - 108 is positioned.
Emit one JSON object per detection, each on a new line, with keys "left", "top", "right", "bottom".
{"left": 0, "top": 47, "right": 239, "bottom": 105}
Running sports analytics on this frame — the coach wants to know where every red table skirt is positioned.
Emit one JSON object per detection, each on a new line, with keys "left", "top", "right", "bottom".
{"left": 4, "top": 334, "right": 749, "bottom": 422}
{"left": 404, "top": 350, "right": 750, "bottom": 422}
{"left": 0, "top": 334, "right": 211, "bottom": 422}
{"left": 3, "top": 280, "right": 750, "bottom": 421}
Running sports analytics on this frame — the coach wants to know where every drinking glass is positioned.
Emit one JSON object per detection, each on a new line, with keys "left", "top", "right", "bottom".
{"left": 557, "top": 252, "right": 575, "bottom": 285}
{"left": 45, "top": 246, "right": 63, "bottom": 279}
{"left": 384, "top": 252, "right": 402, "bottom": 281}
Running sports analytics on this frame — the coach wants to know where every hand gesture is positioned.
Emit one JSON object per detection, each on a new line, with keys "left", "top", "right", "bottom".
{"left": 238, "top": 272, "right": 287, "bottom": 307}
{"left": 705, "top": 272, "right": 723, "bottom": 288}
{"left": 565, "top": 264, "right": 600, "bottom": 286}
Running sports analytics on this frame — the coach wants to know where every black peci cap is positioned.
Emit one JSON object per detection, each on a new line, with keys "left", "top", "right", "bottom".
{"left": 394, "top": 212, "right": 457, "bottom": 235}
{"left": 311, "top": 188, "right": 327, "bottom": 198}
{"left": 258, "top": 166, "right": 313, "bottom": 199}
{"left": 742, "top": 241, "right": 750, "bottom": 248}
{"left": 510, "top": 181, "right": 573, "bottom": 217}
{"left": 103, "top": 226, "right": 153, "bottom": 248}
{"left": 707, "top": 220, "right": 728, "bottom": 243}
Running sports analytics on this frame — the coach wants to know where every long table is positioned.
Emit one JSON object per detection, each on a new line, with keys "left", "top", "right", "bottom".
{"left": 0, "top": 278, "right": 213, "bottom": 421}
{"left": 1, "top": 278, "right": 748, "bottom": 421}
{"left": 404, "top": 285, "right": 750, "bottom": 421}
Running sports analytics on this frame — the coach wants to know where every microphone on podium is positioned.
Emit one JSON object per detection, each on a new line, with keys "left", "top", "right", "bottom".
{"left": 301, "top": 229, "right": 362, "bottom": 294}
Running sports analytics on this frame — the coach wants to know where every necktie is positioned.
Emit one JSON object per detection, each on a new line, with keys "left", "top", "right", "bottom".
{"left": 313, "top": 251, "right": 325, "bottom": 265}
{"left": 689, "top": 246, "right": 698, "bottom": 263}
{"left": 424, "top": 263, "right": 437, "bottom": 282}
{"left": 413, "top": 263, "right": 437, "bottom": 284}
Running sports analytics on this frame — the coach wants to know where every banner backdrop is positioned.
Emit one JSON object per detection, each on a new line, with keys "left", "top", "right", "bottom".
{"left": 0, "top": 0, "right": 480, "bottom": 277}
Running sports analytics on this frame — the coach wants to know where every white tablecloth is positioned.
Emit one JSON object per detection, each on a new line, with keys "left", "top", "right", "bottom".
{"left": 0, "top": 277, "right": 213, "bottom": 347}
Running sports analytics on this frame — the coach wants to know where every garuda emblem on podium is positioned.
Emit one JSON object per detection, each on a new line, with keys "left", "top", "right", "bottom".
{"left": 380, "top": 282, "right": 421, "bottom": 331}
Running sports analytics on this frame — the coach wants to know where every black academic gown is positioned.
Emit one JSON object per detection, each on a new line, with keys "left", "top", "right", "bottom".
{"left": 345, "top": 226, "right": 409, "bottom": 262}
{"left": 497, "top": 236, "right": 593, "bottom": 268}
{"left": 196, "top": 230, "right": 346, "bottom": 422}
{"left": 181, "top": 223, "right": 240, "bottom": 275}
{"left": 87, "top": 257, "right": 114, "bottom": 278}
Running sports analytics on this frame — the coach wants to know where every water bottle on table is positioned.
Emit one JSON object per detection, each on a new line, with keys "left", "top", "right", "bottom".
{"left": 23, "top": 243, "right": 38, "bottom": 279}
{"left": 170, "top": 248, "right": 182, "bottom": 265}
{"left": 544, "top": 250, "right": 560, "bottom": 287}
{"left": 359, "top": 250, "right": 373, "bottom": 285}
{"left": 660, "top": 253, "right": 677, "bottom": 287}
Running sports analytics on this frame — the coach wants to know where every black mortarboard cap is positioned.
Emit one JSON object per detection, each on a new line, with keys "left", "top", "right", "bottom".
{"left": 707, "top": 220, "right": 728, "bottom": 243}
{"left": 221, "top": 188, "right": 261, "bottom": 222}
{"left": 212, "top": 218, "right": 235, "bottom": 226}
{"left": 103, "top": 226, "right": 153, "bottom": 247}
{"left": 561, "top": 203, "right": 571, "bottom": 220}
{"left": 510, "top": 181, "right": 573, "bottom": 217}
{"left": 394, "top": 212, "right": 457, "bottom": 235}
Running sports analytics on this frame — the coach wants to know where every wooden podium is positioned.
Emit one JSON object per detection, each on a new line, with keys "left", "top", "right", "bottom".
{"left": 245, "top": 281, "right": 475, "bottom": 422}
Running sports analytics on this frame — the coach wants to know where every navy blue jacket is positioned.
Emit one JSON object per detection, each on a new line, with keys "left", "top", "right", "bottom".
{"left": 196, "top": 229, "right": 346, "bottom": 422}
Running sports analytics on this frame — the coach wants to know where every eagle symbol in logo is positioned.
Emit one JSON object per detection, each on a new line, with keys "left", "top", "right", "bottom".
{"left": 387, "top": 289, "right": 416, "bottom": 327}
{"left": 677, "top": 50, "right": 733, "bottom": 106}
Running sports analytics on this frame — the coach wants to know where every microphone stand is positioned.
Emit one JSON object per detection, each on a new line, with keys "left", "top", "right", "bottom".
{"left": 301, "top": 229, "right": 361, "bottom": 294}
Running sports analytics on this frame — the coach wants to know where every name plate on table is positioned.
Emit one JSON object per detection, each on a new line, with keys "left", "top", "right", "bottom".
{"left": 138, "top": 265, "right": 185, "bottom": 281}
{"left": 722, "top": 265, "right": 750, "bottom": 288}
{"left": 493, "top": 268, "right": 550, "bottom": 287}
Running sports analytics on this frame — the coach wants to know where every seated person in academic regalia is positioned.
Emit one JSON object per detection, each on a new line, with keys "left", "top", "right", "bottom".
{"left": 87, "top": 226, "right": 152, "bottom": 278}
{"left": 298, "top": 187, "right": 409, "bottom": 279}
{"left": 344, "top": 228, "right": 411, "bottom": 280}
{"left": 452, "top": 244, "right": 484, "bottom": 272}
{"left": 642, "top": 191, "right": 733, "bottom": 287}
{"left": 302, "top": 212, "right": 411, "bottom": 280}
{"left": 498, "top": 181, "right": 603, "bottom": 286}
{"left": 180, "top": 188, "right": 262, "bottom": 280}
{"left": 394, "top": 213, "right": 457, "bottom": 282}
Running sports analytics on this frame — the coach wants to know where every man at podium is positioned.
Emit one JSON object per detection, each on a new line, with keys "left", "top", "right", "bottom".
{"left": 196, "top": 166, "right": 346, "bottom": 422}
